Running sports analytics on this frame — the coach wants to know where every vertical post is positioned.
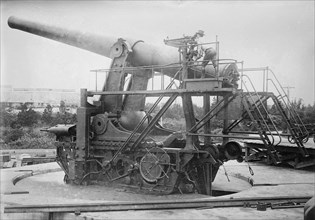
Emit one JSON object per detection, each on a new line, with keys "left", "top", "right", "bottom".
{"left": 203, "top": 94, "right": 211, "bottom": 145}
{"left": 266, "top": 66, "right": 269, "bottom": 92}
{"left": 161, "top": 69, "right": 164, "bottom": 90}
{"left": 183, "top": 94, "right": 198, "bottom": 150}
{"left": 181, "top": 47, "right": 188, "bottom": 84}
{"left": 151, "top": 68, "right": 154, "bottom": 90}
{"left": 215, "top": 35, "right": 220, "bottom": 112}
{"left": 160, "top": 69, "right": 164, "bottom": 126}
{"left": 283, "top": 86, "right": 295, "bottom": 119}
{"left": 95, "top": 71, "right": 98, "bottom": 91}
{"left": 222, "top": 94, "right": 230, "bottom": 145}
{"left": 241, "top": 61, "right": 244, "bottom": 90}
{"left": 181, "top": 45, "right": 198, "bottom": 150}
{"left": 215, "top": 36, "right": 219, "bottom": 80}
{"left": 262, "top": 68, "right": 267, "bottom": 110}
{"left": 205, "top": 163, "right": 212, "bottom": 195}
{"left": 263, "top": 69, "right": 265, "bottom": 92}
{"left": 73, "top": 88, "right": 90, "bottom": 184}
{"left": 178, "top": 48, "right": 182, "bottom": 83}
{"left": 80, "top": 88, "right": 88, "bottom": 107}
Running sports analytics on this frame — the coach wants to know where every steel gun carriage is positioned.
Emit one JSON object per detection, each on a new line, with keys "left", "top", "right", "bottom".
{"left": 8, "top": 16, "right": 243, "bottom": 195}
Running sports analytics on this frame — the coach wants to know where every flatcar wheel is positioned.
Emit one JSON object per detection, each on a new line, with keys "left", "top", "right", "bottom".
{"left": 140, "top": 147, "right": 170, "bottom": 183}
{"left": 288, "top": 136, "right": 296, "bottom": 144}
{"left": 302, "top": 136, "right": 309, "bottom": 143}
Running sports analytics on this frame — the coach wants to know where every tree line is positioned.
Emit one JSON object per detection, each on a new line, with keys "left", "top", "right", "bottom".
{"left": 1, "top": 101, "right": 77, "bottom": 129}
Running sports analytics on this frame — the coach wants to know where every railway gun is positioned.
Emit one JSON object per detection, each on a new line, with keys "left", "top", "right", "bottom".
{"left": 8, "top": 15, "right": 313, "bottom": 196}
{"left": 8, "top": 16, "right": 244, "bottom": 195}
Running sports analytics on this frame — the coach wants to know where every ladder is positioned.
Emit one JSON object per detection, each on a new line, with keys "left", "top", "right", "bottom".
{"left": 270, "top": 94, "right": 309, "bottom": 156}
{"left": 241, "top": 75, "right": 281, "bottom": 164}
{"left": 224, "top": 93, "right": 271, "bottom": 134}
{"left": 267, "top": 71, "right": 309, "bottom": 157}
{"left": 268, "top": 70, "right": 309, "bottom": 140}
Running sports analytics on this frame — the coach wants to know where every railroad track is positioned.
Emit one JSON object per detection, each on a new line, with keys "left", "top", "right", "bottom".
{"left": 4, "top": 195, "right": 311, "bottom": 214}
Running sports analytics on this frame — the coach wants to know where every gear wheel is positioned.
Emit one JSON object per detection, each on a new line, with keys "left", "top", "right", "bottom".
{"left": 92, "top": 114, "right": 108, "bottom": 135}
{"left": 139, "top": 147, "right": 171, "bottom": 183}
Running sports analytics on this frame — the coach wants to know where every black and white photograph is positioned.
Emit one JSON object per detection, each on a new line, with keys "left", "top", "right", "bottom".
{"left": 1, "top": 1, "right": 314, "bottom": 219}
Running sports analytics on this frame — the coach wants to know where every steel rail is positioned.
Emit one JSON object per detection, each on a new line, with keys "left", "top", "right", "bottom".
{"left": 4, "top": 196, "right": 311, "bottom": 213}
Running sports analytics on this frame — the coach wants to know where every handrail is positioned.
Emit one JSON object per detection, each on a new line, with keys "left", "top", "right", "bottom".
{"left": 90, "top": 59, "right": 241, "bottom": 73}
{"left": 242, "top": 75, "right": 275, "bottom": 145}
{"left": 241, "top": 75, "right": 282, "bottom": 146}
{"left": 267, "top": 69, "right": 309, "bottom": 137}
{"left": 224, "top": 94, "right": 270, "bottom": 134}
{"left": 268, "top": 79, "right": 305, "bottom": 135}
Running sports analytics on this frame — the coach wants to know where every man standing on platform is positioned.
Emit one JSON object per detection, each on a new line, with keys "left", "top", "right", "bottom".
{"left": 190, "top": 30, "right": 217, "bottom": 77}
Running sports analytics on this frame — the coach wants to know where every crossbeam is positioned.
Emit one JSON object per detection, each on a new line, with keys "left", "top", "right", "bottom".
{"left": 87, "top": 88, "right": 236, "bottom": 97}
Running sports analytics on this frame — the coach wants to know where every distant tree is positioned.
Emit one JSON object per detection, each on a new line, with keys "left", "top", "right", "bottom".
{"left": 46, "top": 104, "right": 53, "bottom": 113}
{"left": 303, "top": 104, "right": 315, "bottom": 125}
{"left": 3, "top": 128, "right": 25, "bottom": 143}
{"left": 145, "top": 103, "right": 161, "bottom": 115}
{"left": 64, "top": 112, "right": 77, "bottom": 124}
{"left": 41, "top": 104, "right": 53, "bottom": 125}
{"left": 52, "top": 112, "right": 77, "bottom": 125}
{"left": 59, "top": 101, "right": 66, "bottom": 114}
{"left": 193, "top": 104, "right": 204, "bottom": 119}
{"left": 16, "top": 104, "right": 40, "bottom": 127}
{"left": 0, "top": 107, "right": 17, "bottom": 128}
{"left": 164, "top": 103, "right": 184, "bottom": 120}
{"left": 17, "top": 103, "right": 28, "bottom": 111}
{"left": 209, "top": 97, "right": 225, "bottom": 130}
{"left": 291, "top": 99, "right": 315, "bottom": 125}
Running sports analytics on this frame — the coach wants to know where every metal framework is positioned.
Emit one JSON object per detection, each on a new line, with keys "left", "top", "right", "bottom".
{"left": 7, "top": 15, "right": 313, "bottom": 196}
{"left": 43, "top": 35, "right": 245, "bottom": 196}
{"left": 46, "top": 36, "right": 313, "bottom": 197}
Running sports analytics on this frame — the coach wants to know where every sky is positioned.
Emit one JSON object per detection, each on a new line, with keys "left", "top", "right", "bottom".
{"left": 1, "top": 1, "right": 314, "bottom": 105}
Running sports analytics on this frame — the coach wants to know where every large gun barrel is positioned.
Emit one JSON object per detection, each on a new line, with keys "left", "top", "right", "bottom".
{"left": 8, "top": 16, "right": 178, "bottom": 67}
{"left": 8, "top": 16, "right": 238, "bottom": 80}
{"left": 8, "top": 16, "right": 119, "bottom": 58}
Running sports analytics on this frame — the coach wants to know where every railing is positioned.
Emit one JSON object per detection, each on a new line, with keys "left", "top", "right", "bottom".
{"left": 241, "top": 75, "right": 282, "bottom": 146}
{"left": 90, "top": 63, "right": 182, "bottom": 92}
{"left": 89, "top": 58, "right": 240, "bottom": 94}
{"left": 267, "top": 69, "right": 309, "bottom": 140}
